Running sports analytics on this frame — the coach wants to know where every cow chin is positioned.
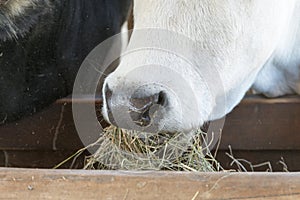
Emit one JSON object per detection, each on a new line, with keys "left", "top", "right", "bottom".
{"left": 0, "top": 0, "right": 51, "bottom": 41}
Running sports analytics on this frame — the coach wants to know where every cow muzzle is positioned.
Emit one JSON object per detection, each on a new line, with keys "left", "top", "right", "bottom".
{"left": 103, "top": 83, "right": 168, "bottom": 130}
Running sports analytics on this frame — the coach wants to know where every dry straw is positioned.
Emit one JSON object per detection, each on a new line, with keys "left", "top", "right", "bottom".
{"left": 55, "top": 125, "right": 285, "bottom": 172}
{"left": 83, "top": 125, "right": 222, "bottom": 172}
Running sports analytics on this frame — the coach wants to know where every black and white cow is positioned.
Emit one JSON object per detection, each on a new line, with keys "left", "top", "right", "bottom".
{"left": 0, "top": 0, "right": 131, "bottom": 123}
{"left": 102, "top": 0, "right": 300, "bottom": 133}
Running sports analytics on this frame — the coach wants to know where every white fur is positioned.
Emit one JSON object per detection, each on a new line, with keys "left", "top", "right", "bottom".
{"left": 103, "top": 0, "right": 299, "bottom": 132}
{"left": 253, "top": 2, "right": 300, "bottom": 97}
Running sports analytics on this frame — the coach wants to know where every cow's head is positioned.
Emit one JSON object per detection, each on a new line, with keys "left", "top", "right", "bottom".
{"left": 102, "top": 0, "right": 296, "bottom": 133}
{"left": 0, "top": 0, "right": 51, "bottom": 40}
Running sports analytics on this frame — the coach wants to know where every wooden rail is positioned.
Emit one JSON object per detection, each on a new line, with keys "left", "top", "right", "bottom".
{"left": 1, "top": 168, "right": 300, "bottom": 200}
{"left": 0, "top": 95, "right": 299, "bottom": 170}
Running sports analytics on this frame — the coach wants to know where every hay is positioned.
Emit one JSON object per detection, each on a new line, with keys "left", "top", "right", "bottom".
{"left": 83, "top": 125, "right": 222, "bottom": 172}
{"left": 55, "top": 126, "right": 288, "bottom": 173}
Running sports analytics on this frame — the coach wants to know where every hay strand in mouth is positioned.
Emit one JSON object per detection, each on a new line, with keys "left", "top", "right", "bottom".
{"left": 84, "top": 125, "right": 221, "bottom": 172}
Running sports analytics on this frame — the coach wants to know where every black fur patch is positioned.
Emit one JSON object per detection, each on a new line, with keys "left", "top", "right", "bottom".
{"left": 0, "top": 0, "right": 132, "bottom": 123}
{"left": 0, "top": 0, "right": 52, "bottom": 40}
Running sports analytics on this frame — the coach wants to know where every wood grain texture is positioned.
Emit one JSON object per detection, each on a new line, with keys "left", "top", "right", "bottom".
{"left": 0, "top": 102, "right": 82, "bottom": 151}
{"left": 0, "top": 150, "right": 86, "bottom": 169}
{"left": 0, "top": 168, "right": 300, "bottom": 200}
{"left": 221, "top": 95, "right": 300, "bottom": 150}
{"left": 0, "top": 95, "right": 299, "bottom": 170}
{"left": 1, "top": 95, "right": 299, "bottom": 151}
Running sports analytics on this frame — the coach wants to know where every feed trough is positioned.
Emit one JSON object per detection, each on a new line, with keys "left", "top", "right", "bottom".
{"left": 0, "top": 95, "right": 300, "bottom": 199}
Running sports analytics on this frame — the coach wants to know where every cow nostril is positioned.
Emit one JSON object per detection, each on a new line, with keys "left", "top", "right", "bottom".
{"left": 140, "top": 109, "right": 151, "bottom": 126}
{"left": 157, "top": 91, "right": 167, "bottom": 106}
{"left": 129, "top": 91, "right": 167, "bottom": 127}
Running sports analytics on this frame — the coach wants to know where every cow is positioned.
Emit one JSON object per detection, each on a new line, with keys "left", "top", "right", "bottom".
{"left": 0, "top": 0, "right": 131, "bottom": 124}
{"left": 102, "top": 0, "right": 300, "bottom": 133}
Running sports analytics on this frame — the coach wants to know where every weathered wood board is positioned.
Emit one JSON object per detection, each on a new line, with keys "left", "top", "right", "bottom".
{"left": 0, "top": 168, "right": 300, "bottom": 200}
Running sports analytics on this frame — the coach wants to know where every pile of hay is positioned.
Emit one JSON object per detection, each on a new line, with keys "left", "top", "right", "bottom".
{"left": 83, "top": 125, "right": 222, "bottom": 172}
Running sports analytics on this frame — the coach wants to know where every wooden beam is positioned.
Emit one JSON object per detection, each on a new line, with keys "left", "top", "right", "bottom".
{"left": 0, "top": 95, "right": 299, "bottom": 170}
{"left": 1, "top": 95, "right": 299, "bottom": 151}
{"left": 0, "top": 168, "right": 300, "bottom": 200}
{"left": 221, "top": 95, "right": 300, "bottom": 150}
{"left": 214, "top": 150, "right": 300, "bottom": 172}
{"left": 0, "top": 150, "right": 86, "bottom": 169}
{"left": 0, "top": 102, "right": 83, "bottom": 151}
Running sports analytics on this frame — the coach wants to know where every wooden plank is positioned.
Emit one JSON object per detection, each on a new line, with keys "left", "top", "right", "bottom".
{"left": 221, "top": 95, "right": 300, "bottom": 150}
{"left": 214, "top": 150, "right": 300, "bottom": 172}
{"left": 0, "top": 102, "right": 84, "bottom": 151}
{"left": 1, "top": 95, "right": 299, "bottom": 151}
{"left": 0, "top": 168, "right": 300, "bottom": 200}
{"left": 0, "top": 150, "right": 86, "bottom": 169}
{"left": 0, "top": 95, "right": 299, "bottom": 170}
{"left": 0, "top": 97, "right": 105, "bottom": 151}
